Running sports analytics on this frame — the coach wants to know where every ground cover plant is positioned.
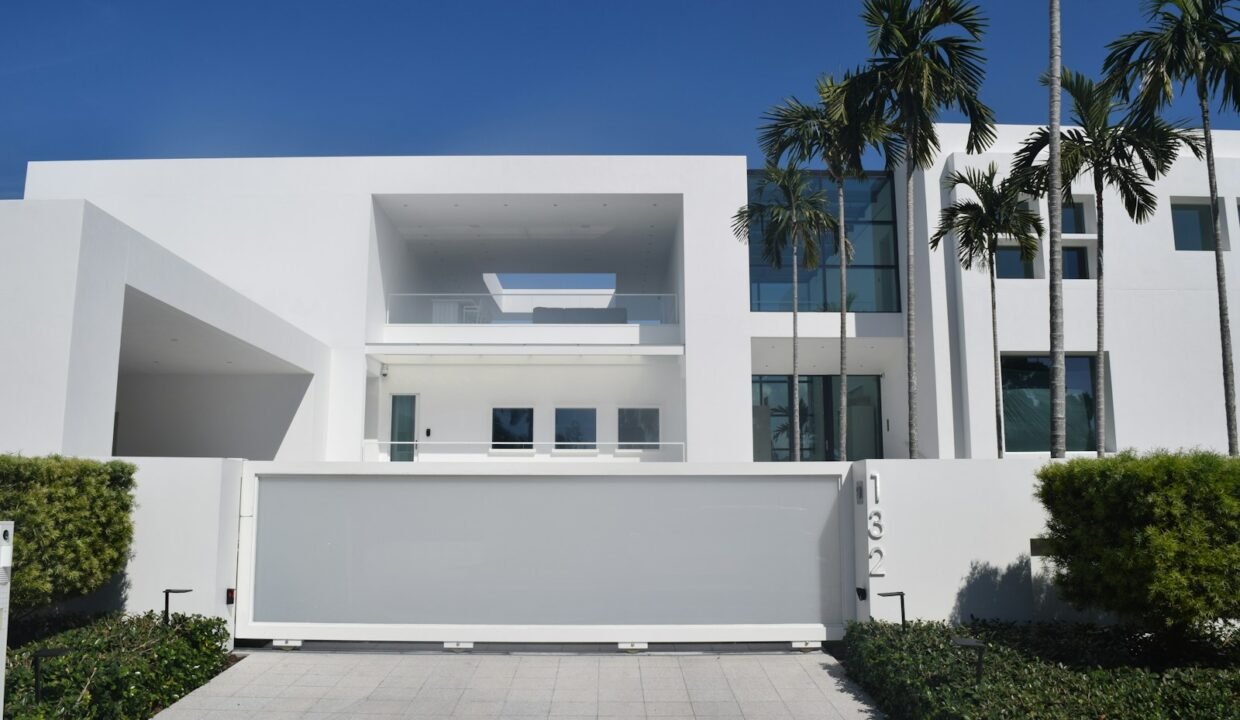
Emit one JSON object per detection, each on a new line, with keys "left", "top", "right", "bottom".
{"left": 839, "top": 620, "right": 1239, "bottom": 720}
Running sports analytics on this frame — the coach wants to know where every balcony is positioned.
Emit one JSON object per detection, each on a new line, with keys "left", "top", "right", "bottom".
{"left": 370, "top": 193, "right": 683, "bottom": 349}
{"left": 387, "top": 291, "right": 677, "bottom": 325}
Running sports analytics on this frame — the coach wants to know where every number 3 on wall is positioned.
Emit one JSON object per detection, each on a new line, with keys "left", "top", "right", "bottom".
{"left": 868, "top": 546, "right": 886, "bottom": 577}
{"left": 867, "top": 509, "right": 884, "bottom": 540}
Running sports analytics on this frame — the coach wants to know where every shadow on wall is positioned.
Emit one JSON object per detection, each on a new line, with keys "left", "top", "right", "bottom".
{"left": 114, "top": 373, "right": 311, "bottom": 460}
{"left": 951, "top": 555, "right": 1112, "bottom": 624}
{"left": 8, "top": 573, "right": 130, "bottom": 647}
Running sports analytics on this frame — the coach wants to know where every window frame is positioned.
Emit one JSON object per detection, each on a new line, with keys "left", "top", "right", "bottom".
{"left": 747, "top": 170, "right": 902, "bottom": 314}
{"left": 553, "top": 407, "right": 598, "bottom": 453}
{"left": 617, "top": 407, "right": 662, "bottom": 452}
{"left": 1171, "top": 201, "right": 1221, "bottom": 252}
{"left": 490, "top": 407, "right": 535, "bottom": 453}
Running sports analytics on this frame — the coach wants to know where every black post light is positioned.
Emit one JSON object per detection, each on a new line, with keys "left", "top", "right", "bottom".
{"left": 33, "top": 647, "right": 72, "bottom": 702}
{"left": 952, "top": 637, "right": 986, "bottom": 682}
{"left": 877, "top": 591, "right": 906, "bottom": 629}
{"left": 163, "top": 588, "right": 193, "bottom": 623}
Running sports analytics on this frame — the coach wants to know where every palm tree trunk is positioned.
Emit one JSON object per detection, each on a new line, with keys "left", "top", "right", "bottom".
{"left": 990, "top": 258, "right": 1004, "bottom": 458}
{"left": 1199, "top": 81, "right": 1238, "bottom": 456}
{"left": 1094, "top": 172, "right": 1106, "bottom": 457}
{"left": 838, "top": 180, "right": 849, "bottom": 461}
{"left": 905, "top": 151, "right": 919, "bottom": 458}
{"left": 1047, "top": 0, "right": 1067, "bottom": 458}
{"left": 792, "top": 238, "right": 801, "bottom": 462}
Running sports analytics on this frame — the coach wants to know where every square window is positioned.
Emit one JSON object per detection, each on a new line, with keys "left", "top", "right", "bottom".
{"left": 492, "top": 408, "right": 533, "bottom": 450}
{"left": 619, "top": 408, "right": 660, "bottom": 449}
{"left": 1172, "top": 203, "right": 1217, "bottom": 251}
{"left": 1001, "top": 356, "right": 1097, "bottom": 452}
{"left": 1063, "top": 200, "right": 1087, "bottom": 234}
{"left": 554, "top": 408, "right": 596, "bottom": 450}
{"left": 996, "top": 247, "right": 1036, "bottom": 279}
{"left": 1063, "top": 247, "right": 1089, "bottom": 279}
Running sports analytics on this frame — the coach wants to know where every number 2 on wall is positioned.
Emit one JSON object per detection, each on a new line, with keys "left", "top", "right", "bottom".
{"left": 868, "top": 546, "right": 886, "bottom": 577}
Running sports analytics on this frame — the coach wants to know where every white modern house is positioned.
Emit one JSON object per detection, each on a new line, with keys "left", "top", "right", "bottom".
{"left": 1, "top": 123, "right": 1237, "bottom": 646}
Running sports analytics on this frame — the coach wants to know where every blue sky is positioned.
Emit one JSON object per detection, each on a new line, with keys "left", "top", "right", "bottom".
{"left": 1, "top": 0, "right": 1235, "bottom": 199}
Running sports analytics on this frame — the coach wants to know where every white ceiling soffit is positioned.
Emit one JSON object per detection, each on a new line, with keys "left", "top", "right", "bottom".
{"left": 374, "top": 194, "right": 681, "bottom": 242}
{"left": 118, "top": 287, "right": 309, "bottom": 376}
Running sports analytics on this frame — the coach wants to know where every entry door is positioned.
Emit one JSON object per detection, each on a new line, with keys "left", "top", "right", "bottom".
{"left": 390, "top": 395, "right": 417, "bottom": 461}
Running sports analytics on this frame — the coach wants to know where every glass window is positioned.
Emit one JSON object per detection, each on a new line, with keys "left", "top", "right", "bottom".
{"left": 1172, "top": 203, "right": 1216, "bottom": 251}
{"left": 996, "top": 247, "right": 1036, "bottom": 279}
{"left": 751, "top": 375, "right": 883, "bottom": 461}
{"left": 1063, "top": 246, "right": 1089, "bottom": 279}
{"left": 749, "top": 172, "right": 900, "bottom": 313}
{"left": 1001, "top": 356, "right": 1096, "bottom": 452}
{"left": 618, "top": 409, "right": 660, "bottom": 449}
{"left": 492, "top": 408, "right": 533, "bottom": 450}
{"left": 1063, "top": 200, "right": 1087, "bottom": 234}
{"left": 554, "top": 408, "right": 596, "bottom": 450}
{"left": 390, "top": 395, "right": 416, "bottom": 462}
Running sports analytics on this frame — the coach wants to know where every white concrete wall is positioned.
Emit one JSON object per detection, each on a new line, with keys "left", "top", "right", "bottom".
{"left": 372, "top": 360, "right": 687, "bottom": 461}
{"left": 63, "top": 458, "right": 243, "bottom": 630}
{"left": 935, "top": 125, "right": 1240, "bottom": 458}
{"left": 855, "top": 458, "right": 1051, "bottom": 623}
{"left": 0, "top": 200, "right": 331, "bottom": 460}
{"left": 17, "top": 136, "right": 1240, "bottom": 462}
{"left": 115, "top": 374, "right": 314, "bottom": 461}
{"left": 0, "top": 200, "right": 87, "bottom": 455}
{"left": 25, "top": 156, "right": 753, "bottom": 462}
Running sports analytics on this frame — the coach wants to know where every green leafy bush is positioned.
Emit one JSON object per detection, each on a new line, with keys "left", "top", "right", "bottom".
{"left": 1035, "top": 450, "right": 1240, "bottom": 632}
{"left": 840, "top": 620, "right": 1240, "bottom": 720}
{"left": 3, "top": 612, "right": 230, "bottom": 719}
{"left": 0, "top": 455, "right": 137, "bottom": 613}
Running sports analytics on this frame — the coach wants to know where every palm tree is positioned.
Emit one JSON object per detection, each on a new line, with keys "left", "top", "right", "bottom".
{"left": 733, "top": 163, "right": 837, "bottom": 460}
{"left": 931, "top": 164, "right": 1043, "bottom": 458}
{"left": 850, "top": 0, "right": 996, "bottom": 458}
{"left": 1012, "top": 68, "right": 1201, "bottom": 456}
{"left": 755, "top": 73, "right": 886, "bottom": 461}
{"left": 1105, "top": 0, "right": 1240, "bottom": 455}
{"left": 1048, "top": 0, "right": 1066, "bottom": 458}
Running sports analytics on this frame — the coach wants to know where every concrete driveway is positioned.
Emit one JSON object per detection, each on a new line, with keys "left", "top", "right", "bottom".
{"left": 154, "top": 651, "right": 882, "bottom": 719}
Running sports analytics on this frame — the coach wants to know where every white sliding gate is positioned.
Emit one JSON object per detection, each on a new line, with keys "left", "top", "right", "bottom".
{"left": 234, "top": 462, "right": 856, "bottom": 645}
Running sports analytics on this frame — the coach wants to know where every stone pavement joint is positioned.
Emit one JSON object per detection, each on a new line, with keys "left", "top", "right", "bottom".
{"left": 154, "top": 651, "right": 883, "bottom": 720}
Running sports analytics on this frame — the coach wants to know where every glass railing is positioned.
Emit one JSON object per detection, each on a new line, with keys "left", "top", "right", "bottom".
{"left": 387, "top": 292, "right": 678, "bottom": 325}
{"left": 362, "top": 440, "right": 687, "bottom": 461}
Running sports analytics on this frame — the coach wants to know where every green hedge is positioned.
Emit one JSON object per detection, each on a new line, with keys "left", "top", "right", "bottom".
{"left": 3, "top": 612, "right": 230, "bottom": 719}
{"left": 840, "top": 621, "right": 1240, "bottom": 720}
{"left": 0, "top": 455, "right": 137, "bottom": 613}
{"left": 1036, "top": 451, "right": 1240, "bottom": 632}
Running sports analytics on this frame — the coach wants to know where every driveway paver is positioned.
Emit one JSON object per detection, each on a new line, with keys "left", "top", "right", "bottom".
{"left": 154, "top": 651, "right": 882, "bottom": 720}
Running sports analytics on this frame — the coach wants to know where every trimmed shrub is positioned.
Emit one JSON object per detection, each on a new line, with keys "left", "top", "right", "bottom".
{"left": 3, "top": 612, "right": 230, "bottom": 719}
{"left": 840, "top": 620, "right": 1240, "bottom": 720}
{"left": 0, "top": 455, "right": 137, "bottom": 613}
{"left": 1035, "top": 451, "right": 1240, "bottom": 632}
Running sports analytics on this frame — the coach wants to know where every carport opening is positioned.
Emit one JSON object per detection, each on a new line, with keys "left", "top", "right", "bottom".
{"left": 112, "top": 287, "right": 312, "bottom": 460}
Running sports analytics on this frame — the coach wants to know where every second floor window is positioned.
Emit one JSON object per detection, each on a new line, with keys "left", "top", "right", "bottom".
{"left": 1171, "top": 202, "right": 1218, "bottom": 251}
{"left": 748, "top": 173, "right": 900, "bottom": 313}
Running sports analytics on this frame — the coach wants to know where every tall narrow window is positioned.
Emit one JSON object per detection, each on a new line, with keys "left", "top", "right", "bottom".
{"left": 390, "top": 395, "right": 416, "bottom": 462}
{"left": 492, "top": 408, "right": 533, "bottom": 450}
{"left": 619, "top": 408, "right": 660, "bottom": 450}
{"left": 554, "top": 408, "right": 597, "bottom": 450}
